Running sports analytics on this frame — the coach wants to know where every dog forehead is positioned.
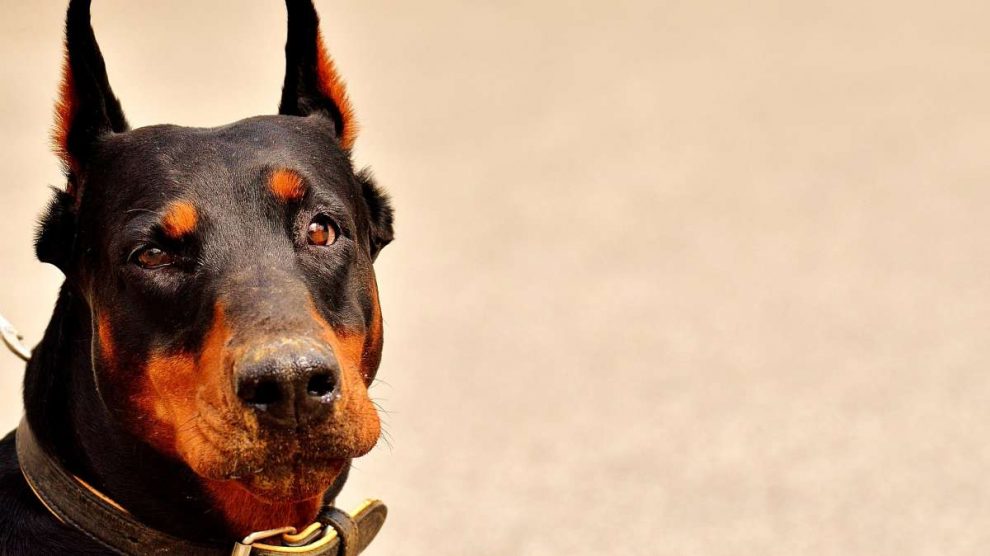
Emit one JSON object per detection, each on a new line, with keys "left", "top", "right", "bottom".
{"left": 90, "top": 115, "right": 352, "bottom": 204}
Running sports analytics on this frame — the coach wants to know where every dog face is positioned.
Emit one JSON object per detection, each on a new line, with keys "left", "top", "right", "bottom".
{"left": 36, "top": 0, "right": 393, "bottom": 511}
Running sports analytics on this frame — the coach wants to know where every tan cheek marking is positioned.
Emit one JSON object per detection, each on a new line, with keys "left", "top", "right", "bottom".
{"left": 307, "top": 275, "right": 385, "bottom": 384}
{"left": 362, "top": 278, "right": 384, "bottom": 383}
{"left": 308, "top": 302, "right": 381, "bottom": 453}
{"left": 307, "top": 306, "right": 365, "bottom": 377}
{"left": 315, "top": 30, "right": 358, "bottom": 150}
{"left": 136, "top": 352, "right": 196, "bottom": 456}
{"left": 269, "top": 169, "right": 307, "bottom": 203}
{"left": 161, "top": 201, "right": 199, "bottom": 239}
{"left": 134, "top": 303, "right": 231, "bottom": 464}
{"left": 96, "top": 314, "right": 116, "bottom": 367}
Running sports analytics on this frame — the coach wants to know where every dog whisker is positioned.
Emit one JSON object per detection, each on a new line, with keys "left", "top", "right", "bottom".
{"left": 369, "top": 377, "right": 393, "bottom": 390}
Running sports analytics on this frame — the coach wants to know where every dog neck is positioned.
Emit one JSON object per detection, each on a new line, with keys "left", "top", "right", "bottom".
{"left": 21, "top": 285, "right": 343, "bottom": 543}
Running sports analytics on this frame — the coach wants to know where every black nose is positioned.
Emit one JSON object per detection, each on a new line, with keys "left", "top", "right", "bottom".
{"left": 235, "top": 341, "right": 340, "bottom": 427}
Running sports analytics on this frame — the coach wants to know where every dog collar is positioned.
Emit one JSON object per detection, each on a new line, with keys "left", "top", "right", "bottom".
{"left": 15, "top": 418, "right": 386, "bottom": 556}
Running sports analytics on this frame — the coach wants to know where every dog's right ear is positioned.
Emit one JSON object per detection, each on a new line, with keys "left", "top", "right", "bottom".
{"left": 53, "top": 0, "right": 129, "bottom": 185}
{"left": 39, "top": 0, "right": 128, "bottom": 269}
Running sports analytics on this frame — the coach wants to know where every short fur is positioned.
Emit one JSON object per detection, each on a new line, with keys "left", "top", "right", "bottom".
{"left": 0, "top": 0, "right": 394, "bottom": 553}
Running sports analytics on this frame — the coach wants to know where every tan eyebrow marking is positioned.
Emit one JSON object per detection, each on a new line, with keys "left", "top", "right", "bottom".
{"left": 161, "top": 201, "right": 199, "bottom": 239}
{"left": 269, "top": 169, "right": 307, "bottom": 203}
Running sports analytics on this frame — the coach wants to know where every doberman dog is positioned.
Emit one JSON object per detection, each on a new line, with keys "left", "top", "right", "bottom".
{"left": 0, "top": 0, "right": 394, "bottom": 554}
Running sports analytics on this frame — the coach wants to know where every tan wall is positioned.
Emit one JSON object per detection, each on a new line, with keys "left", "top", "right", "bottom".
{"left": 2, "top": 1, "right": 989, "bottom": 554}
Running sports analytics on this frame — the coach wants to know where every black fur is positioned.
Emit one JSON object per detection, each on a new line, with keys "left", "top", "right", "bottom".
{"left": 0, "top": 433, "right": 108, "bottom": 555}
{"left": 356, "top": 168, "right": 395, "bottom": 261}
{"left": 279, "top": 0, "right": 347, "bottom": 144}
{"left": 0, "top": 0, "right": 393, "bottom": 553}
{"left": 34, "top": 189, "right": 76, "bottom": 270}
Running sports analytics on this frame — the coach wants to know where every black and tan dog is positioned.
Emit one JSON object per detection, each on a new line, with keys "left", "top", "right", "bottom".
{"left": 0, "top": 0, "right": 393, "bottom": 554}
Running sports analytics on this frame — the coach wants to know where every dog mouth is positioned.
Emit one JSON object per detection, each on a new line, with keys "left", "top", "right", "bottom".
{"left": 181, "top": 401, "right": 377, "bottom": 501}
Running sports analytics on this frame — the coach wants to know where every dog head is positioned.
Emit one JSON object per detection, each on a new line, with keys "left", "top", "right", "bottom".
{"left": 35, "top": 0, "right": 393, "bottom": 522}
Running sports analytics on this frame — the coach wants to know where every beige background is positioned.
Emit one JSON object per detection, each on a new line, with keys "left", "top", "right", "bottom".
{"left": 2, "top": 1, "right": 989, "bottom": 554}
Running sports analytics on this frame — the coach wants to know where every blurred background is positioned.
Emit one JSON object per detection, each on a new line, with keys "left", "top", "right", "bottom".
{"left": 2, "top": 1, "right": 989, "bottom": 554}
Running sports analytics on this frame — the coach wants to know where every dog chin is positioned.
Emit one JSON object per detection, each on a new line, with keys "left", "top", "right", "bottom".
{"left": 183, "top": 441, "right": 349, "bottom": 502}
{"left": 239, "top": 458, "right": 347, "bottom": 502}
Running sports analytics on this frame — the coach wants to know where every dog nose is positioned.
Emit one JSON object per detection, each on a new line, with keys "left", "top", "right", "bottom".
{"left": 234, "top": 341, "right": 340, "bottom": 427}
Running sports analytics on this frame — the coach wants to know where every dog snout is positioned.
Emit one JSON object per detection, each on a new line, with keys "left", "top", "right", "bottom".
{"left": 234, "top": 339, "right": 340, "bottom": 427}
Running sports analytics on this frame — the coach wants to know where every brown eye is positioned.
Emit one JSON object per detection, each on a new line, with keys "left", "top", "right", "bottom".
{"left": 307, "top": 216, "right": 338, "bottom": 246}
{"left": 134, "top": 246, "right": 175, "bottom": 269}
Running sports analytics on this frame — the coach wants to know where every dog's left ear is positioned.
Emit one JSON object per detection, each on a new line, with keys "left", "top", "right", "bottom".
{"left": 279, "top": 0, "right": 393, "bottom": 259}
{"left": 279, "top": 0, "right": 357, "bottom": 150}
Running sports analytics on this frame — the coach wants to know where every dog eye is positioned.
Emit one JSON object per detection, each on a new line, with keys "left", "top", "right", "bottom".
{"left": 132, "top": 246, "right": 175, "bottom": 269}
{"left": 307, "top": 215, "right": 338, "bottom": 246}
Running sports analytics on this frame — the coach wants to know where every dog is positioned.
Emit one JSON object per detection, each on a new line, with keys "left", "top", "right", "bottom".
{"left": 0, "top": 0, "right": 394, "bottom": 554}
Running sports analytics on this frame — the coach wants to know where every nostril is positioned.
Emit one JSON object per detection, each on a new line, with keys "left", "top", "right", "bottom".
{"left": 306, "top": 371, "right": 336, "bottom": 398}
{"left": 239, "top": 378, "right": 282, "bottom": 409}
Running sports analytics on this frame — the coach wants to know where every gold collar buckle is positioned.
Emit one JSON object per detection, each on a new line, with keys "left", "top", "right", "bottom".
{"left": 231, "top": 521, "right": 339, "bottom": 555}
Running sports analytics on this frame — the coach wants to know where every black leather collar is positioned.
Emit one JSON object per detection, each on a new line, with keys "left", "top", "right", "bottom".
{"left": 15, "top": 418, "right": 386, "bottom": 556}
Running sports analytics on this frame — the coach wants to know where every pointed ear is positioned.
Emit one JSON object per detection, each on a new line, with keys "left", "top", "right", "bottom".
{"left": 54, "top": 0, "right": 129, "bottom": 182}
{"left": 278, "top": 0, "right": 357, "bottom": 150}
